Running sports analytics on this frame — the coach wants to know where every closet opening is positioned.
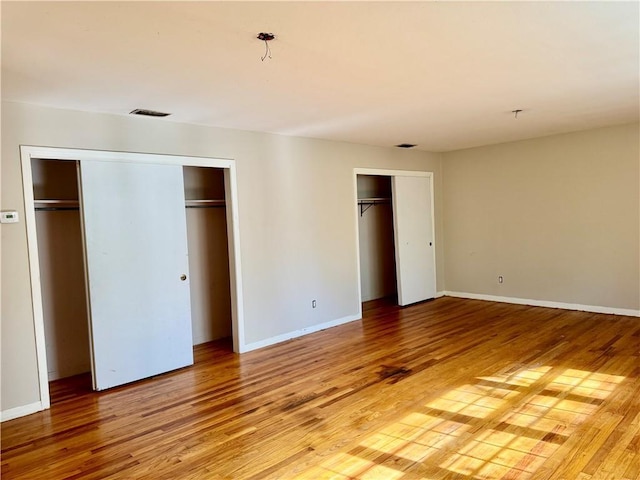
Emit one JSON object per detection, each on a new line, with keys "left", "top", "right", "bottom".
{"left": 183, "top": 166, "right": 233, "bottom": 351}
{"left": 31, "top": 159, "right": 92, "bottom": 396}
{"left": 30, "top": 159, "right": 235, "bottom": 403}
{"left": 357, "top": 174, "right": 398, "bottom": 311}
{"left": 355, "top": 168, "right": 436, "bottom": 312}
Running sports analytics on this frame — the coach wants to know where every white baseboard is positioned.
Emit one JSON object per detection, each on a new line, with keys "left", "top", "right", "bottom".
{"left": 240, "top": 313, "right": 362, "bottom": 353}
{"left": 443, "top": 291, "right": 640, "bottom": 317}
{"left": 1, "top": 401, "right": 44, "bottom": 422}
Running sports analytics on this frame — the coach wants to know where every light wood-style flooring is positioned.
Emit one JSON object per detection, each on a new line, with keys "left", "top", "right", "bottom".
{"left": 2, "top": 297, "right": 639, "bottom": 479}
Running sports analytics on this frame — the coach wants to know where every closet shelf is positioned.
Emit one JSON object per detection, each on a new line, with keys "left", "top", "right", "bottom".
{"left": 357, "top": 197, "right": 390, "bottom": 216}
{"left": 35, "top": 199, "right": 227, "bottom": 211}
{"left": 185, "top": 199, "right": 226, "bottom": 209}
{"left": 34, "top": 199, "right": 80, "bottom": 211}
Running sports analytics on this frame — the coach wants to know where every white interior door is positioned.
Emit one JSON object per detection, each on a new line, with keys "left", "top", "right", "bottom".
{"left": 79, "top": 160, "right": 193, "bottom": 390}
{"left": 392, "top": 175, "right": 436, "bottom": 306}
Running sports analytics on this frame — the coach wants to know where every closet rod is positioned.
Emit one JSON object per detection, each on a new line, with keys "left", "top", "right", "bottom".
{"left": 185, "top": 199, "right": 225, "bottom": 209}
{"left": 185, "top": 205, "right": 226, "bottom": 209}
{"left": 35, "top": 207, "right": 80, "bottom": 212}
{"left": 36, "top": 205, "right": 227, "bottom": 211}
{"left": 34, "top": 199, "right": 80, "bottom": 211}
{"left": 35, "top": 205, "right": 227, "bottom": 210}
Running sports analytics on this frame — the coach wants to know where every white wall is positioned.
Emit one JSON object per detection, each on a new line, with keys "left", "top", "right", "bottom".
{"left": 442, "top": 123, "right": 640, "bottom": 312}
{"left": 0, "top": 101, "right": 443, "bottom": 416}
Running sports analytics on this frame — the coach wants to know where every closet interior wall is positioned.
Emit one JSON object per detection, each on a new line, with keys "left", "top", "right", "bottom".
{"left": 183, "top": 166, "right": 232, "bottom": 345}
{"left": 357, "top": 175, "right": 397, "bottom": 302}
{"left": 32, "top": 161, "right": 233, "bottom": 384}
{"left": 32, "top": 159, "right": 89, "bottom": 381}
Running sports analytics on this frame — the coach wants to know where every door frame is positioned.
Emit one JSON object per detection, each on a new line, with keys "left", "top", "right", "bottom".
{"left": 353, "top": 168, "right": 437, "bottom": 315}
{"left": 21, "top": 146, "right": 245, "bottom": 410}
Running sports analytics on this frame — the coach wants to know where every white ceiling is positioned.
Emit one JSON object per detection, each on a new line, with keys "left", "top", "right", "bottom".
{"left": 2, "top": 1, "right": 638, "bottom": 152}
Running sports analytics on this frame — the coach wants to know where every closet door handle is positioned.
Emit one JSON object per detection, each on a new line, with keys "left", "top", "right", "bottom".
{"left": 180, "top": 274, "right": 187, "bottom": 281}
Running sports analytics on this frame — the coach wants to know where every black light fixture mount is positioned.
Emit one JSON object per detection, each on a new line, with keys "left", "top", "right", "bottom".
{"left": 129, "top": 108, "right": 171, "bottom": 118}
{"left": 257, "top": 32, "right": 275, "bottom": 61}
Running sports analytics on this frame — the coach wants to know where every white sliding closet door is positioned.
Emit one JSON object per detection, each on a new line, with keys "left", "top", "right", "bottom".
{"left": 392, "top": 175, "right": 436, "bottom": 306}
{"left": 79, "top": 160, "right": 193, "bottom": 390}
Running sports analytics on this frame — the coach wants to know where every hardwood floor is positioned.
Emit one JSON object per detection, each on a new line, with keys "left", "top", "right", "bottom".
{"left": 2, "top": 297, "right": 639, "bottom": 479}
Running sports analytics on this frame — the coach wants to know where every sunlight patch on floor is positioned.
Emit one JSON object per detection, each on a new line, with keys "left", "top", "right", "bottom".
{"left": 296, "top": 367, "right": 625, "bottom": 479}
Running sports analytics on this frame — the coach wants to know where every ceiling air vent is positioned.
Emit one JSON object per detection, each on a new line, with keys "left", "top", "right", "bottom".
{"left": 395, "top": 143, "right": 417, "bottom": 149}
{"left": 129, "top": 109, "right": 171, "bottom": 118}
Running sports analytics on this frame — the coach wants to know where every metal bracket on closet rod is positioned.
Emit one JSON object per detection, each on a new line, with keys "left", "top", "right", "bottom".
{"left": 357, "top": 197, "right": 391, "bottom": 216}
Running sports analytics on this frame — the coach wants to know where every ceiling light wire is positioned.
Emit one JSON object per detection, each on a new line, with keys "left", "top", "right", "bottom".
{"left": 261, "top": 41, "right": 272, "bottom": 61}
{"left": 257, "top": 32, "right": 274, "bottom": 61}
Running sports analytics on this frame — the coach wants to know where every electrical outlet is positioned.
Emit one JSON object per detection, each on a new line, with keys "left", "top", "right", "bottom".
{"left": 312, "top": 300, "right": 317, "bottom": 308}
{"left": 498, "top": 275, "right": 504, "bottom": 284}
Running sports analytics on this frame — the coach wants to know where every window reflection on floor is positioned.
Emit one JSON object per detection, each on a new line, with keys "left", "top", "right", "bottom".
{"left": 298, "top": 367, "right": 625, "bottom": 479}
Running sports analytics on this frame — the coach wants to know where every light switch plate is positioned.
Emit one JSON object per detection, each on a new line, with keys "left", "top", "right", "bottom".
{"left": 1, "top": 211, "right": 19, "bottom": 223}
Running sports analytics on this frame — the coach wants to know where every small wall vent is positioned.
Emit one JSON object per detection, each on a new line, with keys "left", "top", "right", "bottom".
{"left": 395, "top": 143, "right": 417, "bottom": 149}
{"left": 129, "top": 109, "right": 171, "bottom": 117}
